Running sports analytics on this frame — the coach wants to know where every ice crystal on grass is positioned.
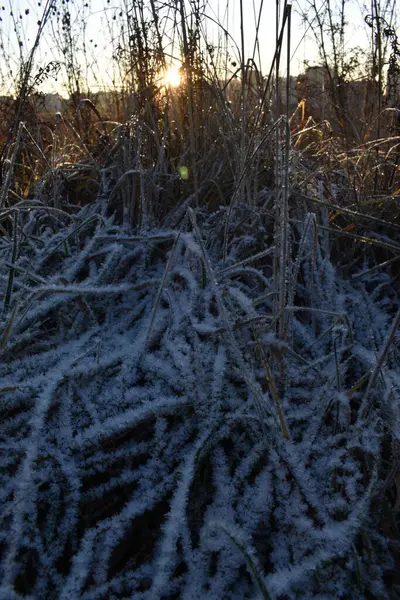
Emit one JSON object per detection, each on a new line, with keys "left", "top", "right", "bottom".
{"left": 0, "top": 205, "right": 398, "bottom": 599}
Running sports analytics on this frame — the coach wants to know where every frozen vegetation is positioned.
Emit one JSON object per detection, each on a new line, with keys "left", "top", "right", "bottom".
{"left": 0, "top": 199, "right": 399, "bottom": 599}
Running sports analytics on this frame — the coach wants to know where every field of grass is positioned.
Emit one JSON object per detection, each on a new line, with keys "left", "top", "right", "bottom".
{"left": 0, "top": 1, "right": 399, "bottom": 598}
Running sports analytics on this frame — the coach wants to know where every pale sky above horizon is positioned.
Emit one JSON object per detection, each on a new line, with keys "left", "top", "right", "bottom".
{"left": 0, "top": 0, "right": 391, "bottom": 96}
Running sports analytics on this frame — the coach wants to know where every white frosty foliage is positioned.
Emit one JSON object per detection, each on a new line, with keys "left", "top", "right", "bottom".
{"left": 0, "top": 207, "right": 398, "bottom": 599}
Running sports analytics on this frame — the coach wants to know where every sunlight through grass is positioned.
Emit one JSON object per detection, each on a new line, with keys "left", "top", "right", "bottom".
{"left": 163, "top": 63, "right": 182, "bottom": 88}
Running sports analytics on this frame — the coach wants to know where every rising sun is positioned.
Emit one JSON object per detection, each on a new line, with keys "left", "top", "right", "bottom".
{"left": 163, "top": 64, "right": 181, "bottom": 88}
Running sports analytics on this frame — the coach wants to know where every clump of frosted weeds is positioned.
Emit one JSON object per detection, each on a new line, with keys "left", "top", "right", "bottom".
{"left": 0, "top": 202, "right": 398, "bottom": 599}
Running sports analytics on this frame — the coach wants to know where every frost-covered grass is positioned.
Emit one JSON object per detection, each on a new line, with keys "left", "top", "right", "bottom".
{"left": 0, "top": 199, "right": 399, "bottom": 599}
{"left": 0, "top": 0, "right": 399, "bottom": 596}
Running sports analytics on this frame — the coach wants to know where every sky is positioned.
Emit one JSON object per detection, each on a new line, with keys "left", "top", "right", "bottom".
{"left": 0, "top": 0, "right": 390, "bottom": 96}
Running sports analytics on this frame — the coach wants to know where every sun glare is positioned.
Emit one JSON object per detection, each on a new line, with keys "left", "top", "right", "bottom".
{"left": 164, "top": 64, "right": 181, "bottom": 88}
